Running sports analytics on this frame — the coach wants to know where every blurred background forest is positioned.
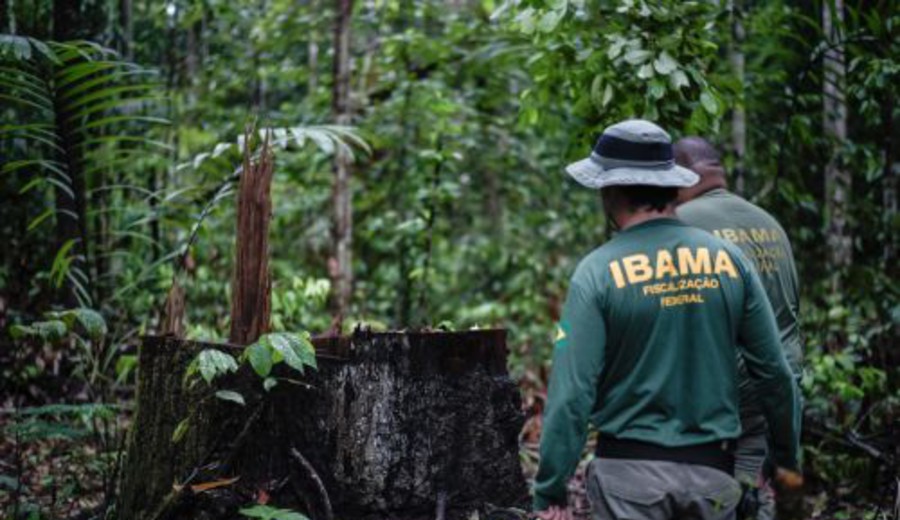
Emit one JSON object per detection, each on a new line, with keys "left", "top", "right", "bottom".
{"left": 0, "top": 0, "right": 898, "bottom": 518}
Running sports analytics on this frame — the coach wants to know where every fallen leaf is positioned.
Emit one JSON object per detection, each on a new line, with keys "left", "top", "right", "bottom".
{"left": 190, "top": 476, "right": 240, "bottom": 493}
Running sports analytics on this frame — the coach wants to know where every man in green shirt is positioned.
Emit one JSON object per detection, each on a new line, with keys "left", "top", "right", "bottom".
{"left": 675, "top": 137, "right": 803, "bottom": 520}
{"left": 533, "top": 120, "right": 802, "bottom": 520}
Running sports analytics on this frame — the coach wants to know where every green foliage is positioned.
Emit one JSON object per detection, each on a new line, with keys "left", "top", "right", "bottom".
{"left": 510, "top": 0, "right": 730, "bottom": 142}
{"left": 240, "top": 505, "right": 309, "bottom": 520}
{"left": 2, "top": 403, "right": 117, "bottom": 442}
{"left": 0, "top": 35, "right": 169, "bottom": 306}
{"left": 47, "top": 308, "right": 108, "bottom": 341}
{"left": 257, "top": 332, "right": 317, "bottom": 374}
{"left": 242, "top": 332, "right": 318, "bottom": 389}
{"left": 194, "top": 349, "right": 239, "bottom": 385}
{"left": 2, "top": 0, "right": 899, "bottom": 511}
{"left": 10, "top": 308, "right": 107, "bottom": 344}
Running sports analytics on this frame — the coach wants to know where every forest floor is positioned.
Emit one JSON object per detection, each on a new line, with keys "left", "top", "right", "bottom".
{"left": 0, "top": 384, "right": 891, "bottom": 519}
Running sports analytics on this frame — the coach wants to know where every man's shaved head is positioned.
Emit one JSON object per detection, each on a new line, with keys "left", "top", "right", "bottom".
{"left": 674, "top": 137, "right": 722, "bottom": 171}
{"left": 673, "top": 137, "right": 727, "bottom": 202}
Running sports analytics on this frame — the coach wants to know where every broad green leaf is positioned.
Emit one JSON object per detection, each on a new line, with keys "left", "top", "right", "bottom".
{"left": 648, "top": 80, "right": 666, "bottom": 100}
{"left": 215, "top": 390, "right": 246, "bottom": 406}
{"left": 262, "top": 332, "right": 316, "bottom": 373}
{"left": 172, "top": 418, "right": 190, "bottom": 443}
{"left": 116, "top": 355, "right": 138, "bottom": 383}
{"left": 515, "top": 7, "right": 537, "bottom": 34}
{"left": 637, "top": 63, "right": 654, "bottom": 79}
{"left": 669, "top": 69, "right": 689, "bottom": 90}
{"left": 9, "top": 324, "right": 35, "bottom": 340}
{"left": 602, "top": 84, "right": 614, "bottom": 107}
{"left": 247, "top": 342, "right": 273, "bottom": 377}
{"left": 30, "top": 320, "right": 68, "bottom": 343}
{"left": 700, "top": 91, "right": 719, "bottom": 115}
{"left": 537, "top": 9, "right": 565, "bottom": 33}
{"left": 623, "top": 49, "right": 651, "bottom": 65}
{"left": 239, "top": 505, "right": 309, "bottom": 520}
{"left": 55, "top": 308, "right": 107, "bottom": 341}
{"left": 197, "top": 349, "right": 238, "bottom": 384}
{"left": 653, "top": 51, "right": 678, "bottom": 75}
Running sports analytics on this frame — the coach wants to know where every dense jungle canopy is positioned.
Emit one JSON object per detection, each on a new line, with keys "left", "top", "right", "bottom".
{"left": 0, "top": 0, "right": 898, "bottom": 519}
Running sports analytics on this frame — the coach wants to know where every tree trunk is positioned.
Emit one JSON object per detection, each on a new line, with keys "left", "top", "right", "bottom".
{"left": 53, "top": 0, "right": 106, "bottom": 41}
{"left": 882, "top": 95, "right": 897, "bottom": 264}
{"left": 729, "top": 0, "right": 746, "bottom": 196}
{"left": 823, "top": 0, "right": 852, "bottom": 282}
{"left": 119, "top": 0, "right": 133, "bottom": 60}
{"left": 5, "top": 0, "right": 15, "bottom": 34}
{"left": 118, "top": 331, "right": 528, "bottom": 520}
{"left": 330, "top": 0, "right": 355, "bottom": 327}
{"left": 308, "top": 0, "right": 319, "bottom": 94}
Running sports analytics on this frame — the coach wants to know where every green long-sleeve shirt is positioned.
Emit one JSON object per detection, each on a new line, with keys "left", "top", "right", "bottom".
{"left": 533, "top": 218, "right": 800, "bottom": 510}
{"left": 677, "top": 188, "right": 803, "bottom": 415}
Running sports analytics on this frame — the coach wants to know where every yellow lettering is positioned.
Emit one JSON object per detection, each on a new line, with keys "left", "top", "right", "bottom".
{"left": 737, "top": 229, "right": 751, "bottom": 243}
{"left": 655, "top": 250, "right": 679, "bottom": 279}
{"left": 677, "top": 247, "right": 711, "bottom": 275}
{"left": 750, "top": 228, "right": 770, "bottom": 243}
{"left": 609, "top": 260, "right": 626, "bottom": 289}
{"left": 721, "top": 229, "right": 739, "bottom": 243}
{"left": 660, "top": 293, "right": 706, "bottom": 307}
{"left": 622, "top": 254, "right": 653, "bottom": 284}
{"left": 714, "top": 250, "right": 739, "bottom": 278}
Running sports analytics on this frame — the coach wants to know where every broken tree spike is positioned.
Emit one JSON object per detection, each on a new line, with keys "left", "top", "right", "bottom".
{"left": 229, "top": 126, "right": 275, "bottom": 345}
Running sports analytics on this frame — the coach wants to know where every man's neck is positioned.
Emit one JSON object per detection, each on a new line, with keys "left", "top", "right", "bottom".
{"left": 617, "top": 208, "right": 677, "bottom": 230}
{"left": 679, "top": 178, "right": 727, "bottom": 203}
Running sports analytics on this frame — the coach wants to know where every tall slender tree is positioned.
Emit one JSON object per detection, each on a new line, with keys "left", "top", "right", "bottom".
{"left": 729, "top": 0, "right": 746, "bottom": 195}
{"left": 823, "top": 0, "right": 851, "bottom": 284}
{"left": 330, "top": 0, "right": 354, "bottom": 327}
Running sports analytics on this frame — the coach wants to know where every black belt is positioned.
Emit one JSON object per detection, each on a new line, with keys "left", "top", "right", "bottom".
{"left": 595, "top": 437, "right": 736, "bottom": 475}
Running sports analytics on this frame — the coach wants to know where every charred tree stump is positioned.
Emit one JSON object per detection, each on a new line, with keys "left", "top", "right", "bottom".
{"left": 118, "top": 330, "right": 528, "bottom": 520}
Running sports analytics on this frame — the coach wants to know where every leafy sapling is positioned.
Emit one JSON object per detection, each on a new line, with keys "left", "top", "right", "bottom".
{"left": 175, "top": 331, "right": 318, "bottom": 442}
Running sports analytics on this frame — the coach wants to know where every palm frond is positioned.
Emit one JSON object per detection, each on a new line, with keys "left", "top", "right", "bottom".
{"left": 0, "top": 35, "right": 170, "bottom": 304}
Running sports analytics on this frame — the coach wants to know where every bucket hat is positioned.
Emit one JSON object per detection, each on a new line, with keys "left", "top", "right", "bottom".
{"left": 565, "top": 119, "right": 699, "bottom": 189}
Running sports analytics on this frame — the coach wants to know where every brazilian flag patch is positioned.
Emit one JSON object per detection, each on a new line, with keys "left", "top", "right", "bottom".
{"left": 554, "top": 319, "right": 570, "bottom": 350}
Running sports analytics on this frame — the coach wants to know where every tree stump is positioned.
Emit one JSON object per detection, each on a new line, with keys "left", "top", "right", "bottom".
{"left": 118, "top": 330, "right": 528, "bottom": 520}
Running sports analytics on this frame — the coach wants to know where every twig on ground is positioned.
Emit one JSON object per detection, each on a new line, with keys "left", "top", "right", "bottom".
{"left": 435, "top": 490, "right": 447, "bottom": 520}
{"left": 289, "top": 445, "right": 333, "bottom": 520}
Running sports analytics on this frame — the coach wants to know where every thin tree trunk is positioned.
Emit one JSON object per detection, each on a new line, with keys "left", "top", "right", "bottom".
{"left": 157, "top": 1, "right": 180, "bottom": 260}
{"left": 729, "top": 0, "right": 746, "bottom": 196}
{"left": 119, "top": 0, "right": 133, "bottom": 60}
{"left": 823, "top": 0, "right": 851, "bottom": 283}
{"left": 186, "top": 19, "right": 199, "bottom": 107}
{"left": 308, "top": 0, "right": 319, "bottom": 94}
{"left": 53, "top": 0, "right": 106, "bottom": 42}
{"left": 6, "top": 0, "right": 15, "bottom": 34}
{"left": 883, "top": 95, "right": 897, "bottom": 264}
{"left": 330, "top": 0, "right": 355, "bottom": 328}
